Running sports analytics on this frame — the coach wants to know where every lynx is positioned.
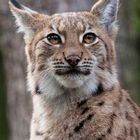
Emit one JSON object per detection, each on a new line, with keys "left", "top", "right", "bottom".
{"left": 9, "top": 0, "right": 140, "bottom": 139}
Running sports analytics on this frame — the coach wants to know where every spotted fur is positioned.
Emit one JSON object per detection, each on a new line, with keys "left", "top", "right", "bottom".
{"left": 9, "top": 0, "right": 140, "bottom": 140}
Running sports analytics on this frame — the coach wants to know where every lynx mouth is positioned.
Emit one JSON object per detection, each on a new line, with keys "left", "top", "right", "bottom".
{"left": 55, "top": 68, "right": 90, "bottom": 76}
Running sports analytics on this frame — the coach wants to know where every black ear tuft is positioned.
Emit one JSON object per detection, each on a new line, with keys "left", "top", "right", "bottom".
{"left": 10, "top": 0, "right": 22, "bottom": 9}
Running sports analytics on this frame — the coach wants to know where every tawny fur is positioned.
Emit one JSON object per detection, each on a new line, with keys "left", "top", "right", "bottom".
{"left": 9, "top": 0, "right": 140, "bottom": 140}
{"left": 31, "top": 86, "right": 140, "bottom": 140}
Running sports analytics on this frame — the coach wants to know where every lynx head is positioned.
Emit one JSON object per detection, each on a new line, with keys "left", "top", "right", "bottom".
{"left": 9, "top": 0, "right": 119, "bottom": 99}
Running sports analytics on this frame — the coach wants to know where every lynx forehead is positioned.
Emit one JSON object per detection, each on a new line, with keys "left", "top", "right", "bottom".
{"left": 51, "top": 12, "right": 97, "bottom": 28}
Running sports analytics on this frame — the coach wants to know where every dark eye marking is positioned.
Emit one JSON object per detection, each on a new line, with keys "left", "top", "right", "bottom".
{"left": 83, "top": 32, "right": 97, "bottom": 44}
{"left": 35, "top": 33, "right": 62, "bottom": 47}
{"left": 47, "top": 33, "right": 62, "bottom": 45}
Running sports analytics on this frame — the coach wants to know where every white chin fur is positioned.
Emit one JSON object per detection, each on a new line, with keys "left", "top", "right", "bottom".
{"left": 32, "top": 72, "right": 99, "bottom": 99}
{"left": 55, "top": 75, "right": 88, "bottom": 89}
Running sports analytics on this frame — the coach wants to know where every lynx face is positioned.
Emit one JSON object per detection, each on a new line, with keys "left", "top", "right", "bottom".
{"left": 33, "top": 12, "right": 108, "bottom": 89}
{"left": 10, "top": 0, "right": 119, "bottom": 98}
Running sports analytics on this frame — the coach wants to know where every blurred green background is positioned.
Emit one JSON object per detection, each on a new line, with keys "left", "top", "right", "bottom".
{"left": 0, "top": 0, "right": 140, "bottom": 140}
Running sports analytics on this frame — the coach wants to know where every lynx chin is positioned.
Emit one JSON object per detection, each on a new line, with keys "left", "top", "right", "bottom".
{"left": 9, "top": 0, "right": 140, "bottom": 139}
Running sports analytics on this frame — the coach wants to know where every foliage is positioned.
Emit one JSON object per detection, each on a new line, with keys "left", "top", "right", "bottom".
{"left": 126, "top": 0, "right": 140, "bottom": 105}
{"left": 132, "top": 0, "right": 140, "bottom": 34}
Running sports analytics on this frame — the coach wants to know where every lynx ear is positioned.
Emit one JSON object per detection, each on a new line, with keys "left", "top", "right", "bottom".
{"left": 91, "top": 0, "right": 119, "bottom": 38}
{"left": 9, "top": 0, "right": 45, "bottom": 43}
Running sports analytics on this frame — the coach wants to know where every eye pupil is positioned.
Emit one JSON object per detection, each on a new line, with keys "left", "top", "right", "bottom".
{"left": 47, "top": 33, "right": 62, "bottom": 45}
{"left": 83, "top": 33, "right": 97, "bottom": 44}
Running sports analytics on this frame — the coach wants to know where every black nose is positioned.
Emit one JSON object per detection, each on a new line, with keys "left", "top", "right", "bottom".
{"left": 65, "top": 55, "right": 81, "bottom": 66}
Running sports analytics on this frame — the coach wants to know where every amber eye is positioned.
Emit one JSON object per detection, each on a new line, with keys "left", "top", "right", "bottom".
{"left": 83, "top": 33, "right": 97, "bottom": 45}
{"left": 47, "top": 33, "right": 62, "bottom": 45}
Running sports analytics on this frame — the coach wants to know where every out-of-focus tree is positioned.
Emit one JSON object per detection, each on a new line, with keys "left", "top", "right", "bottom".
{"left": 0, "top": 0, "right": 140, "bottom": 140}
{"left": 118, "top": 0, "right": 140, "bottom": 104}
{"left": 0, "top": 51, "right": 9, "bottom": 140}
